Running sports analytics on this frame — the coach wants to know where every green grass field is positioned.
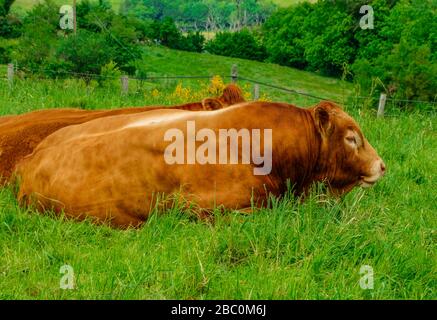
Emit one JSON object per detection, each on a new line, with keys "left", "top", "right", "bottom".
{"left": 1, "top": 46, "right": 352, "bottom": 116}
{"left": 0, "top": 47, "right": 435, "bottom": 299}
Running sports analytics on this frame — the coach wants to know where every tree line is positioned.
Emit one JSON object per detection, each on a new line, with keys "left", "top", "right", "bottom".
{"left": 1, "top": 0, "right": 435, "bottom": 106}
{"left": 262, "top": 0, "right": 436, "bottom": 105}
{"left": 120, "top": 0, "right": 277, "bottom": 31}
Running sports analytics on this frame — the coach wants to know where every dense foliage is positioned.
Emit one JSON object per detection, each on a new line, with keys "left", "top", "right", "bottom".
{"left": 0, "top": 0, "right": 21, "bottom": 39}
{"left": 9, "top": 0, "right": 209, "bottom": 79}
{"left": 3, "top": 0, "right": 436, "bottom": 105}
{"left": 11, "top": 0, "right": 142, "bottom": 79}
{"left": 149, "top": 17, "right": 205, "bottom": 52}
{"left": 120, "top": 0, "right": 277, "bottom": 31}
{"left": 263, "top": 0, "right": 437, "bottom": 103}
{"left": 205, "top": 28, "right": 267, "bottom": 61}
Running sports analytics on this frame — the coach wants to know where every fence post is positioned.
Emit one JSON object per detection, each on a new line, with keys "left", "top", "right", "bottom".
{"left": 7, "top": 63, "right": 14, "bottom": 89}
{"left": 377, "top": 93, "right": 386, "bottom": 117}
{"left": 231, "top": 64, "right": 238, "bottom": 83}
{"left": 121, "top": 75, "right": 129, "bottom": 95}
{"left": 254, "top": 84, "right": 260, "bottom": 100}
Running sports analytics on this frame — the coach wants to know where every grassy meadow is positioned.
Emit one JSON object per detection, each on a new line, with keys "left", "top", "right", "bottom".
{"left": 0, "top": 47, "right": 436, "bottom": 299}
{"left": 1, "top": 46, "right": 352, "bottom": 116}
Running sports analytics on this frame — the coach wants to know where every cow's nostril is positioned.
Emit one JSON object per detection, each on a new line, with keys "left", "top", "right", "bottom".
{"left": 380, "top": 162, "right": 386, "bottom": 174}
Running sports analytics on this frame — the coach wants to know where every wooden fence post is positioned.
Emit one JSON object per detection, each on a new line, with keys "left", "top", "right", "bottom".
{"left": 7, "top": 63, "right": 14, "bottom": 89}
{"left": 254, "top": 84, "right": 260, "bottom": 100}
{"left": 121, "top": 75, "right": 129, "bottom": 95}
{"left": 377, "top": 93, "right": 386, "bottom": 117}
{"left": 231, "top": 64, "right": 238, "bottom": 83}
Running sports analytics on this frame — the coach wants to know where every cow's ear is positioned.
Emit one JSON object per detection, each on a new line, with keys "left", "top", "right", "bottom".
{"left": 202, "top": 98, "right": 223, "bottom": 110}
{"left": 314, "top": 105, "right": 333, "bottom": 136}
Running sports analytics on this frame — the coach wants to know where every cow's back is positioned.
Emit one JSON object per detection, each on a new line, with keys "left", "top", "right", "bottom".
{"left": 16, "top": 109, "right": 196, "bottom": 227}
{"left": 16, "top": 104, "right": 283, "bottom": 227}
{"left": 0, "top": 106, "right": 193, "bottom": 184}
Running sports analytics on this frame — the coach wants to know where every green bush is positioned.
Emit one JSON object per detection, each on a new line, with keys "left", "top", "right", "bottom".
{"left": 53, "top": 30, "right": 116, "bottom": 80}
{"left": 0, "top": 38, "right": 16, "bottom": 63}
{"left": 0, "top": 0, "right": 22, "bottom": 38}
{"left": 352, "top": 0, "right": 437, "bottom": 105}
{"left": 0, "top": 14, "right": 21, "bottom": 38}
{"left": 99, "top": 60, "right": 122, "bottom": 88}
{"left": 105, "top": 15, "right": 142, "bottom": 74}
{"left": 12, "top": 0, "right": 141, "bottom": 79}
{"left": 301, "top": 2, "right": 356, "bottom": 76}
{"left": 149, "top": 17, "right": 205, "bottom": 52}
{"left": 12, "top": 1, "right": 58, "bottom": 74}
{"left": 262, "top": 4, "right": 311, "bottom": 69}
{"left": 205, "top": 29, "right": 267, "bottom": 61}
{"left": 150, "top": 17, "right": 182, "bottom": 48}
{"left": 263, "top": 0, "right": 437, "bottom": 105}
{"left": 263, "top": 1, "right": 357, "bottom": 76}
{"left": 179, "top": 31, "right": 205, "bottom": 53}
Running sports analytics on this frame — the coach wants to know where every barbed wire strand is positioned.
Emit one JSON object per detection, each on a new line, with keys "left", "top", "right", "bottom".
{"left": 4, "top": 7, "right": 436, "bottom": 108}
{"left": 9, "top": 64, "right": 437, "bottom": 107}
{"left": 238, "top": 76, "right": 339, "bottom": 102}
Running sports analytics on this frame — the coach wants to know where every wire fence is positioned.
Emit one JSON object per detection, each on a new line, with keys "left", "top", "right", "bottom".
{"left": 8, "top": 64, "right": 437, "bottom": 102}
{"left": 5, "top": 12, "right": 437, "bottom": 116}
{"left": 6, "top": 9, "right": 435, "bottom": 117}
{"left": 4, "top": 58, "right": 437, "bottom": 120}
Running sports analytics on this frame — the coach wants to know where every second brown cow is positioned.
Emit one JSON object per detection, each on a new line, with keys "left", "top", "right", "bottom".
{"left": 0, "top": 84, "right": 244, "bottom": 183}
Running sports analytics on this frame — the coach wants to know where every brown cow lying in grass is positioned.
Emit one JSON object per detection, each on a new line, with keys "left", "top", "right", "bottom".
{"left": 15, "top": 100, "right": 385, "bottom": 228}
{"left": 0, "top": 84, "right": 244, "bottom": 184}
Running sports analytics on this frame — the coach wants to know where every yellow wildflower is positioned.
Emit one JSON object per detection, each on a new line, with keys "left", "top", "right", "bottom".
{"left": 152, "top": 89, "right": 160, "bottom": 97}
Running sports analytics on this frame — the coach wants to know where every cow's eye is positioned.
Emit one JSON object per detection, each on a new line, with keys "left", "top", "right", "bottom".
{"left": 345, "top": 136, "right": 357, "bottom": 147}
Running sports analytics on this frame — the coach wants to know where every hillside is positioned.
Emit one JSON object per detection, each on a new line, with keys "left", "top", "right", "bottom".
{"left": 141, "top": 46, "right": 352, "bottom": 104}
{"left": 0, "top": 45, "right": 353, "bottom": 115}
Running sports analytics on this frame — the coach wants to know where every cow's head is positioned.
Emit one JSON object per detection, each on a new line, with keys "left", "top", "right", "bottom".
{"left": 312, "top": 101, "right": 386, "bottom": 195}
{"left": 218, "top": 84, "right": 246, "bottom": 106}
{"left": 200, "top": 84, "right": 246, "bottom": 111}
